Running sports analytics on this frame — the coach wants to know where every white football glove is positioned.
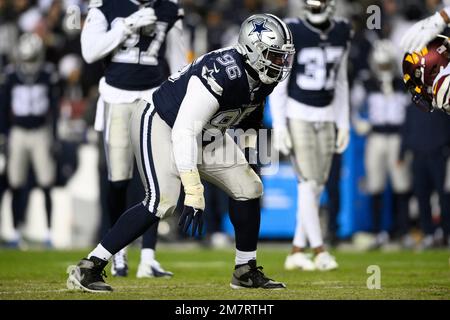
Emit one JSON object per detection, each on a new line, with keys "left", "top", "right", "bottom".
{"left": 124, "top": 7, "right": 157, "bottom": 33}
{"left": 335, "top": 128, "right": 350, "bottom": 154}
{"left": 353, "top": 119, "right": 372, "bottom": 136}
{"left": 400, "top": 12, "right": 447, "bottom": 53}
{"left": 273, "top": 126, "right": 292, "bottom": 156}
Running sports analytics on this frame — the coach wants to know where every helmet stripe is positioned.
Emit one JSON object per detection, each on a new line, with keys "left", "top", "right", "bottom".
{"left": 266, "top": 13, "right": 292, "bottom": 44}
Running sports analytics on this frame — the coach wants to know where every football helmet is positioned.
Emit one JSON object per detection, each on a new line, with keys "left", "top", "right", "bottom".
{"left": 236, "top": 13, "right": 295, "bottom": 85}
{"left": 402, "top": 35, "right": 450, "bottom": 112}
{"left": 304, "top": 0, "right": 336, "bottom": 24}
{"left": 16, "top": 33, "right": 44, "bottom": 76}
{"left": 370, "top": 39, "right": 397, "bottom": 94}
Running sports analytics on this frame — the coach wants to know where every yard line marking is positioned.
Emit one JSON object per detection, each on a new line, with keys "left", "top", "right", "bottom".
{"left": 0, "top": 289, "right": 70, "bottom": 295}
{"left": 170, "top": 261, "right": 227, "bottom": 268}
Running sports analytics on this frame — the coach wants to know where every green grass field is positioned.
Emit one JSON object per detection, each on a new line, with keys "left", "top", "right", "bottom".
{"left": 0, "top": 245, "right": 449, "bottom": 300}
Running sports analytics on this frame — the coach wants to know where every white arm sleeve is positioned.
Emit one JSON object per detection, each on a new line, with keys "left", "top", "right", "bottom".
{"left": 80, "top": 8, "right": 130, "bottom": 64}
{"left": 333, "top": 49, "right": 350, "bottom": 130}
{"left": 269, "top": 72, "right": 290, "bottom": 129}
{"left": 165, "top": 19, "right": 187, "bottom": 74}
{"left": 172, "top": 76, "right": 220, "bottom": 172}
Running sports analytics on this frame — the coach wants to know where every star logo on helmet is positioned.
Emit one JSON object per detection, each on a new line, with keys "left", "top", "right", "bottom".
{"left": 249, "top": 19, "right": 272, "bottom": 40}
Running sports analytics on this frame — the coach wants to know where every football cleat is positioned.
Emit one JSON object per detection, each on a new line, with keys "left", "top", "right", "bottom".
{"left": 230, "top": 260, "right": 286, "bottom": 290}
{"left": 368, "top": 231, "right": 390, "bottom": 250}
{"left": 314, "top": 251, "right": 338, "bottom": 271}
{"left": 284, "top": 252, "right": 316, "bottom": 271}
{"left": 66, "top": 257, "right": 113, "bottom": 292}
{"left": 136, "top": 260, "right": 174, "bottom": 278}
{"left": 111, "top": 249, "right": 128, "bottom": 277}
{"left": 418, "top": 235, "right": 435, "bottom": 251}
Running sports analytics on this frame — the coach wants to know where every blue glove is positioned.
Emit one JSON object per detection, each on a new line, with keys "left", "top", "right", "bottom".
{"left": 178, "top": 206, "right": 204, "bottom": 237}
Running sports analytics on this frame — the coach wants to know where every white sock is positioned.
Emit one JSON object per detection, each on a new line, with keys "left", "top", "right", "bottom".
{"left": 298, "top": 181, "right": 324, "bottom": 248}
{"left": 140, "top": 248, "right": 155, "bottom": 263}
{"left": 44, "top": 229, "right": 52, "bottom": 242}
{"left": 235, "top": 249, "right": 256, "bottom": 266}
{"left": 88, "top": 244, "right": 112, "bottom": 261}
{"left": 12, "top": 229, "right": 21, "bottom": 242}
{"left": 293, "top": 183, "right": 308, "bottom": 249}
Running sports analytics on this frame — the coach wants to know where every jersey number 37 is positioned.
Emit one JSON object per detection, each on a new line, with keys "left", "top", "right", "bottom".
{"left": 297, "top": 46, "right": 344, "bottom": 91}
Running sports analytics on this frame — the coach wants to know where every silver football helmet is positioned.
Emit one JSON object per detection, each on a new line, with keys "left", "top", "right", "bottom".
{"left": 16, "top": 33, "right": 44, "bottom": 76}
{"left": 236, "top": 13, "right": 295, "bottom": 84}
{"left": 304, "top": 0, "right": 335, "bottom": 24}
{"left": 370, "top": 39, "right": 398, "bottom": 93}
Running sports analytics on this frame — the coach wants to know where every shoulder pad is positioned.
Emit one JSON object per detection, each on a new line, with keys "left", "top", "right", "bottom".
{"left": 333, "top": 17, "right": 350, "bottom": 24}
{"left": 177, "top": 8, "right": 184, "bottom": 18}
{"left": 284, "top": 17, "right": 299, "bottom": 25}
{"left": 88, "top": 0, "right": 103, "bottom": 8}
{"left": 333, "top": 17, "right": 354, "bottom": 40}
{"left": 201, "top": 65, "right": 223, "bottom": 96}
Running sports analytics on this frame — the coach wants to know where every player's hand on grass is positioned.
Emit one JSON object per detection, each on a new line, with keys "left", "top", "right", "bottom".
{"left": 179, "top": 169, "right": 205, "bottom": 237}
{"left": 178, "top": 206, "right": 204, "bottom": 237}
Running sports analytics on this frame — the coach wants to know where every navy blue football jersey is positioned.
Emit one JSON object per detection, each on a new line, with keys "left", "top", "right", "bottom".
{"left": 96, "top": 0, "right": 182, "bottom": 90}
{"left": 0, "top": 64, "right": 60, "bottom": 133}
{"left": 363, "top": 77, "right": 405, "bottom": 94}
{"left": 153, "top": 47, "right": 276, "bottom": 130}
{"left": 286, "top": 17, "right": 353, "bottom": 107}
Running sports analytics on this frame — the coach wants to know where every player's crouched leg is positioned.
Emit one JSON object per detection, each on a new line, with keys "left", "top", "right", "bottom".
{"left": 204, "top": 166, "right": 285, "bottom": 290}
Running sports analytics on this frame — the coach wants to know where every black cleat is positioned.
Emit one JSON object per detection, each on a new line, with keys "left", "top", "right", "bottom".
{"left": 66, "top": 257, "right": 113, "bottom": 292}
{"left": 230, "top": 259, "right": 286, "bottom": 290}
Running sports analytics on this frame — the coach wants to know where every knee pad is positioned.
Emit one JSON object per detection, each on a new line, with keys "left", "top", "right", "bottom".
{"left": 233, "top": 176, "right": 263, "bottom": 201}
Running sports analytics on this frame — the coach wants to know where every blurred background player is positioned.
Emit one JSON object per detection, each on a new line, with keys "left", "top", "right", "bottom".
{"left": 0, "top": 32, "right": 59, "bottom": 247}
{"left": 401, "top": 36, "right": 450, "bottom": 248}
{"left": 81, "top": 0, "right": 186, "bottom": 277}
{"left": 270, "top": 0, "right": 352, "bottom": 271}
{"left": 352, "top": 39, "right": 413, "bottom": 249}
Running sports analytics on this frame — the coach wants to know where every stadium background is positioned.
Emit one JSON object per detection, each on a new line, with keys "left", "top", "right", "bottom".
{"left": 0, "top": 0, "right": 449, "bottom": 249}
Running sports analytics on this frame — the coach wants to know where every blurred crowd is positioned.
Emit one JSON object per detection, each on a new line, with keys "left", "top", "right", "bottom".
{"left": 0, "top": 0, "right": 449, "bottom": 250}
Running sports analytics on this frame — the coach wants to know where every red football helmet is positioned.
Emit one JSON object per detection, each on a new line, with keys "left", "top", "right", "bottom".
{"left": 402, "top": 35, "right": 450, "bottom": 112}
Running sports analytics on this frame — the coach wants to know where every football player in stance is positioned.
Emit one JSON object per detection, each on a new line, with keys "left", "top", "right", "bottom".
{"left": 67, "top": 13, "right": 294, "bottom": 292}
{"left": 0, "top": 33, "right": 59, "bottom": 247}
{"left": 81, "top": 0, "right": 186, "bottom": 278}
{"left": 270, "top": 0, "right": 352, "bottom": 271}
{"left": 352, "top": 40, "right": 412, "bottom": 249}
